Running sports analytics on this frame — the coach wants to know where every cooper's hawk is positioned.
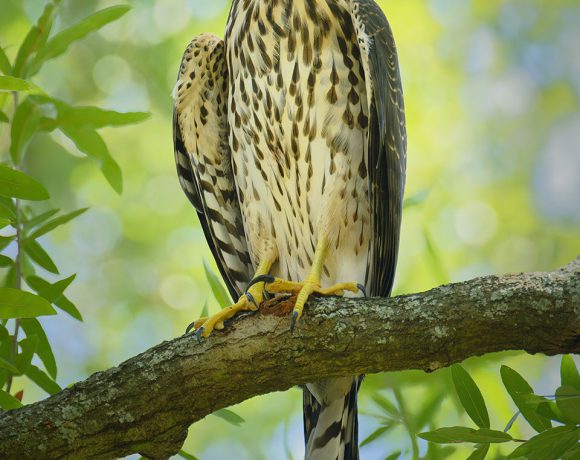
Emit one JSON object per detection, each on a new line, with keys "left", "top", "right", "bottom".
{"left": 173, "top": 1, "right": 406, "bottom": 458}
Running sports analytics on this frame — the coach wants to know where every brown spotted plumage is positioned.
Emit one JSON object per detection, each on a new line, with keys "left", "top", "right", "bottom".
{"left": 173, "top": 1, "right": 406, "bottom": 459}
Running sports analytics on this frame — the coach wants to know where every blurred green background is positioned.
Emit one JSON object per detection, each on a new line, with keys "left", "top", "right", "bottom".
{"left": 1, "top": 0, "right": 579, "bottom": 458}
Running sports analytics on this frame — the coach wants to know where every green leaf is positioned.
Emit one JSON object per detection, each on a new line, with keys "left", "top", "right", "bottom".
{"left": 0, "top": 322, "right": 9, "bottom": 340}
{"left": 53, "top": 295, "right": 82, "bottom": 321}
{"left": 466, "top": 444, "right": 489, "bottom": 460}
{"left": 403, "top": 189, "right": 429, "bottom": 209}
{"left": 0, "top": 165, "right": 49, "bottom": 201}
{"left": 372, "top": 393, "right": 399, "bottom": 417}
{"left": 55, "top": 105, "right": 150, "bottom": 129}
{"left": 0, "top": 110, "right": 8, "bottom": 123}
{"left": 24, "top": 208, "right": 59, "bottom": 230}
{"left": 384, "top": 452, "right": 401, "bottom": 460}
{"left": 203, "top": 260, "right": 231, "bottom": 309}
{"left": 26, "top": 275, "right": 82, "bottom": 321}
{"left": 13, "top": 3, "right": 57, "bottom": 77}
{"left": 23, "top": 239, "right": 59, "bottom": 273}
{"left": 0, "top": 357, "right": 19, "bottom": 373}
{"left": 536, "top": 399, "right": 569, "bottom": 425}
{"left": 425, "top": 444, "right": 457, "bottom": 460}
{"left": 0, "top": 218, "right": 11, "bottom": 229}
{"left": 563, "top": 443, "right": 580, "bottom": 460}
{"left": 10, "top": 98, "right": 43, "bottom": 163}
{"left": 0, "top": 46, "right": 11, "bottom": 74}
{"left": 561, "top": 355, "right": 580, "bottom": 391}
{"left": 451, "top": 364, "right": 490, "bottom": 428}
{"left": 507, "top": 426, "right": 580, "bottom": 459}
{"left": 200, "top": 301, "right": 209, "bottom": 319}
{"left": 360, "top": 424, "right": 393, "bottom": 447}
{"left": 0, "top": 235, "right": 15, "bottom": 252}
{"left": 0, "top": 197, "right": 17, "bottom": 220}
{"left": 15, "top": 335, "right": 38, "bottom": 373}
{"left": 20, "top": 318, "right": 57, "bottom": 379}
{"left": 0, "top": 234, "right": 15, "bottom": 251}
{"left": 414, "top": 391, "right": 445, "bottom": 432}
{"left": 418, "top": 427, "right": 512, "bottom": 444}
{"left": 0, "top": 255, "right": 13, "bottom": 267}
{"left": 213, "top": 408, "right": 245, "bottom": 426}
{"left": 178, "top": 450, "right": 199, "bottom": 460}
{"left": 501, "top": 365, "right": 551, "bottom": 432}
{"left": 31, "top": 95, "right": 149, "bottom": 129}
{"left": 556, "top": 386, "right": 580, "bottom": 424}
{"left": 0, "top": 288, "right": 56, "bottom": 318}
{"left": 30, "top": 6, "right": 131, "bottom": 73}
{"left": 3, "top": 265, "right": 17, "bottom": 288}
{"left": 28, "top": 208, "right": 87, "bottom": 240}
{"left": 0, "top": 76, "right": 35, "bottom": 92}
{"left": 27, "top": 274, "right": 75, "bottom": 303}
{"left": 25, "top": 363, "right": 61, "bottom": 395}
{"left": 0, "top": 389, "right": 23, "bottom": 409}
{"left": 61, "top": 126, "right": 122, "bottom": 193}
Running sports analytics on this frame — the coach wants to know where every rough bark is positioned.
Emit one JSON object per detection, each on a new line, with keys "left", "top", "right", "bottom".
{"left": 0, "top": 258, "right": 578, "bottom": 459}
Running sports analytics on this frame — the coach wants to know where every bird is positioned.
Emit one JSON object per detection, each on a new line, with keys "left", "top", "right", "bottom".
{"left": 172, "top": 0, "right": 406, "bottom": 458}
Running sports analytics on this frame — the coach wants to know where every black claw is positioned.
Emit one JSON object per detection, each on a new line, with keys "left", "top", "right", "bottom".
{"left": 290, "top": 310, "right": 299, "bottom": 335}
{"left": 357, "top": 283, "right": 367, "bottom": 298}
{"left": 246, "top": 274, "right": 275, "bottom": 291}
{"left": 185, "top": 321, "right": 196, "bottom": 334}
{"left": 194, "top": 327, "right": 205, "bottom": 343}
{"left": 246, "top": 291, "right": 258, "bottom": 308}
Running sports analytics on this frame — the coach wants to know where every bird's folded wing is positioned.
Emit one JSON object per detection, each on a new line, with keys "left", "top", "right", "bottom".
{"left": 349, "top": 0, "right": 407, "bottom": 297}
{"left": 173, "top": 34, "right": 254, "bottom": 299}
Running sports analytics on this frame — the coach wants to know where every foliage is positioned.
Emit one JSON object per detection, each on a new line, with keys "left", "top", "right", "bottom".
{"left": 418, "top": 358, "right": 580, "bottom": 459}
{"left": 0, "top": 1, "right": 147, "bottom": 408}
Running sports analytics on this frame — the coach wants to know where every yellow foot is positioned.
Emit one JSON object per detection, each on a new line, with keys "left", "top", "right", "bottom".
{"left": 246, "top": 275, "right": 365, "bottom": 333}
{"left": 291, "top": 280, "right": 364, "bottom": 332}
{"left": 186, "top": 284, "right": 264, "bottom": 340}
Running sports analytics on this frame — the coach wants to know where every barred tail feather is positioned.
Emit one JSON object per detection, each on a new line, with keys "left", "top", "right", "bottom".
{"left": 304, "top": 377, "right": 360, "bottom": 460}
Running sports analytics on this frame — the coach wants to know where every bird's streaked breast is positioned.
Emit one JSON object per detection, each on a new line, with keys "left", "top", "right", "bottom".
{"left": 225, "top": 0, "right": 371, "bottom": 284}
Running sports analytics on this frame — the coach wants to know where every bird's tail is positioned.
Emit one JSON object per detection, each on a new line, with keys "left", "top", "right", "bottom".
{"left": 303, "top": 377, "right": 360, "bottom": 460}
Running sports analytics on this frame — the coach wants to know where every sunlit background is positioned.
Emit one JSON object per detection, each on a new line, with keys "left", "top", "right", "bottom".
{"left": 1, "top": 0, "right": 579, "bottom": 458}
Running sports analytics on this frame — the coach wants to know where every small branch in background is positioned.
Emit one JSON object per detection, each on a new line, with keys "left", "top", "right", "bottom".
{"left": 5, "top": 90, "right": 22, "bottom": 394}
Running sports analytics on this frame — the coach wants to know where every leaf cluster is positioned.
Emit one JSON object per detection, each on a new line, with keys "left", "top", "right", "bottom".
{"left": 418, "top": 358, "right": 580, "bottom": 459}
{"left": 0, "top": 0, "right": 148, "bottom": 408}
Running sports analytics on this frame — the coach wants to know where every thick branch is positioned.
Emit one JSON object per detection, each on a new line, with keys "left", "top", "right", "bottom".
{"left": 1, "top": 258, "right": 578, "bottom": 459}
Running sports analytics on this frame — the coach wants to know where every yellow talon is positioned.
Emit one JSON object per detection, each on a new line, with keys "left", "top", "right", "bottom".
{"left": 189, "top": 236, "right": 362, "bottom": 337}
{"left": 263, "top": 279, "right": 359, "bottom": 297}
{"left": 189, "top": 258, "right": 274, "bottom": 339}
{"left": 258, "top": 236, "right": 361, "bottom": 332}
{"left": 197, "top": 293, "right": 259, "bottom": 338}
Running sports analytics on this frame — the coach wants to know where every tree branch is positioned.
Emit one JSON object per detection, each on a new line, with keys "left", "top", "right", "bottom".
{"left": 1, "top": 258, "right": 578, "bottom": 459}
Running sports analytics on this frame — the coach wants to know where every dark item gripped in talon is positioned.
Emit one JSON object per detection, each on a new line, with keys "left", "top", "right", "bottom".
{"left": 357, "top": 283, "right": 367, "bottom": 297}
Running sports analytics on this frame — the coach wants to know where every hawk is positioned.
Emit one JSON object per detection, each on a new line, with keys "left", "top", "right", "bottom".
{"left": 173, "top": 0, "right": 406, "bottom": 458}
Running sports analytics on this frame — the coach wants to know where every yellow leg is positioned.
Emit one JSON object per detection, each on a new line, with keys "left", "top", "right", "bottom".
{"left": 244, "top": 236, "right": 363, "bottom": 331}
{"left": 291, "top": 236, "right": 362, "bottom": 331}
{"left": 190, "top": 258, "right": 274, "bottom": 338}
{"left": 264, "top": 279, "right": 359, "bottom": 297}
{"left": 292, "top": 236, "right": 331, "bottom": 327}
